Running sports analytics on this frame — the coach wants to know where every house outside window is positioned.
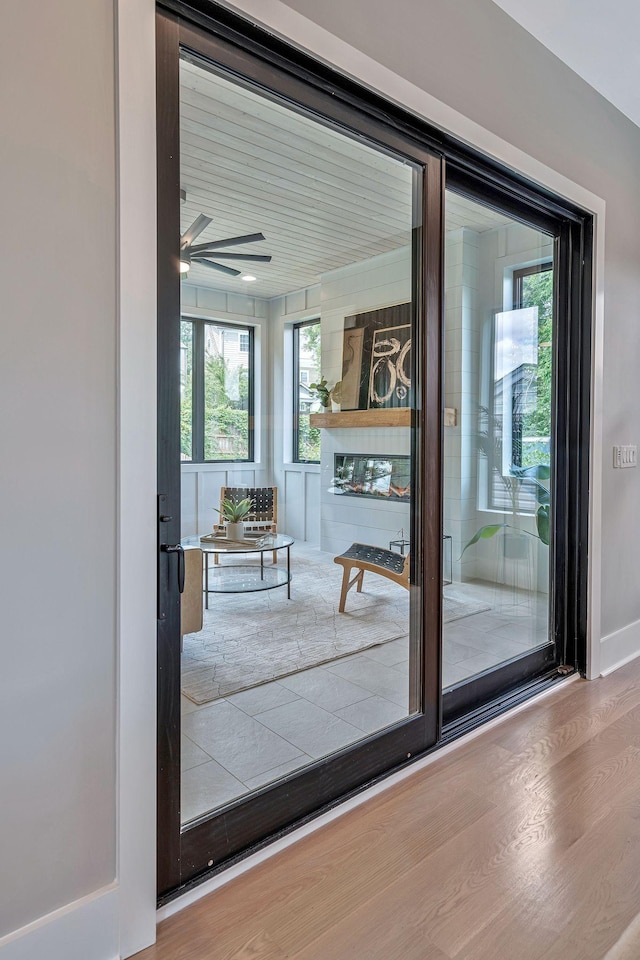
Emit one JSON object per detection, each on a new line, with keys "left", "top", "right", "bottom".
{"left": 181, "top": 318, "right": 254, "bottom": 462}
{"left": 488, "top": 261, "right": 553, "bottom": 511}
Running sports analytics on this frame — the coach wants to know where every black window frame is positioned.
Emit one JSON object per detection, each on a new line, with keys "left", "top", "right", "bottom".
{"left": 292, "top": 317, "right": 321, "bottom": 464}
{"left": 181, "top": 315, "right": 255, "bottom": 463}
{"left": 513, "top": 261, "right": 554, "bottom": 310}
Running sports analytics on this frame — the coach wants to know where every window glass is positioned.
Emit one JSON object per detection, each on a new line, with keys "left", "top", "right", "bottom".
{"left": 204, "top": 323, "right": 252, "bottom": 461}
{"left": 512, "top": 264, "right": 553, "bottom": 469}
{"left": 443, "top": 189, "right": 554, "bottom": 691}
{"left": 178, "top": 53, "right": 419, "bottom": 826}
{"left": 294, "top": 319, "right": 321, "bottom": 462}
{"left": 180, "top": 318, "right": 253, "bottom": 462}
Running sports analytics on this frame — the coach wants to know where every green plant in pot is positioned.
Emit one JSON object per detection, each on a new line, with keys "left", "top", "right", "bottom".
{"left": 461, "top": 463, "right": 550, "bottom": 557}
{"left": 309, "top": 377, "right": 342, "bottom": 410}
{"left": 214, "top": 495, "right": 254, "bottom": 541}
{"left": 309, "top": 376, "right": 331, "bottom": 408}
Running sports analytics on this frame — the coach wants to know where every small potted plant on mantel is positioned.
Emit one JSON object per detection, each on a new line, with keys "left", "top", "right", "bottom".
{"left": 214, "top": 495, "right": 254, "bottom": 541}
{"left": 310, "top": 377, "right": 343, "bottom": 412}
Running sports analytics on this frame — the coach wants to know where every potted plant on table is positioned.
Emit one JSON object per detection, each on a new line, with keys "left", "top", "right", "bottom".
{"left": 214, "top": 495, "right": 254, "bottom": 541}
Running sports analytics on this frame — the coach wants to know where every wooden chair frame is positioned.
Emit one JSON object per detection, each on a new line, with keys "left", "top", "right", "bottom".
{"left": 334, "top": 543, "right": 410, "bottom": 613}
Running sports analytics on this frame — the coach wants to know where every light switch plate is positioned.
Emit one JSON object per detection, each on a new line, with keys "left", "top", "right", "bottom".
{"left": 613, "top": 444, "right": 637, "bottom": 468}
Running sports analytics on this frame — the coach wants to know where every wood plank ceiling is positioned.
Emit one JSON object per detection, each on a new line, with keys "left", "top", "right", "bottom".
{"left": 179, "top": 58, "right": 512, "bottom": 301}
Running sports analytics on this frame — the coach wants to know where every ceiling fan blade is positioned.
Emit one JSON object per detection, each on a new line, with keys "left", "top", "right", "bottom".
{"left": 188, "top": 232, "right": 265, "bottom": 254}
{"left": 196, "top": 253, "right": 272, "bottom": 262}
{"left": 180, "top": 214, "right": 212, "bottom": 249}
{"left": 191, "top": 257, "right": 242, "bottom": 276}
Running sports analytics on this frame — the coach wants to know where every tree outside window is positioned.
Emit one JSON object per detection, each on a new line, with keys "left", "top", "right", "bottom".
{"left": 294, "top": 319, "right": 321, "bottom": 462}
{"left": 514, "top": 264, "right": 553, "bottom": 469}
{"left": 488, "top": 262, "right": 553, "bottom": 511}
{"left": 180, "top": 318, "right": 254, "bottom": 462}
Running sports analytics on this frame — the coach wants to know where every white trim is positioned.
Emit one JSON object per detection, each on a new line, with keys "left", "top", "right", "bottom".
{"left": 115, "top": 0, "right": 158, "bottom": 956}
{"left": 600, "top": 619, "right": 640, "bottom": 676}
{"left": 277, "top": 305, "right": 321, "bottom": 325}
{"left": 181, "top": 306, "right": 264, "bottom": 325}
{"left": 158, "top": 674, "right": 579, "bottom": 922}
{"left": 0, "top": 885, "right": 118, "bottom": 960}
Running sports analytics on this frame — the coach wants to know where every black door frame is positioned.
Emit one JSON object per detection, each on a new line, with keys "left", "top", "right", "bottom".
{"left": 156, "top": 0, "right": 592, "bottom": 904}
{"left": 157, "top": 7, "right": 444, "bottom": 900}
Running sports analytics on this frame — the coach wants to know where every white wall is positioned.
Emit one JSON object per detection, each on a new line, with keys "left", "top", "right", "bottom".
{"left": 270, "top": 286, "right": 323, "bottom": 543}
{"left": 316, "top": 249, "right": 412, "bottom": 554}
{"left": 0, "top": 0, "right": 119, "bottom": 956}
{"left": 444, "top": 227, "right": 481, "bottom": 581}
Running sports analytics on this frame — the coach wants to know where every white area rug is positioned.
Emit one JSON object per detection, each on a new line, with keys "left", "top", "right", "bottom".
{"left": 181, "top": 555, "right": 489, "bottom": 704}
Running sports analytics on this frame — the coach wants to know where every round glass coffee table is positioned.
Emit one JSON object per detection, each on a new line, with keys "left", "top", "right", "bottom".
{"left": 182, "top": 533, "right": 294, "bottom": 607}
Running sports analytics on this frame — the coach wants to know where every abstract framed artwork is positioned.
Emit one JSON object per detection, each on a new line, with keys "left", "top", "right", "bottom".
{"left": 341, "top": 303, "right": 412, "bottom": 410}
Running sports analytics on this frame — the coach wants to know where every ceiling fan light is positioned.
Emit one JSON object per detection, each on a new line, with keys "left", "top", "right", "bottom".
{"left": 179, "top": 258, "right": 191, "bottom": 274}
{"left": 241, "top": 274, "right": 257, "bottom": 282}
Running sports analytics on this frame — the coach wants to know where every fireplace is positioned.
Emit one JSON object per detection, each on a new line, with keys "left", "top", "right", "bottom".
{"left": 331, "top": 454, "right": 411, "bottom": 502}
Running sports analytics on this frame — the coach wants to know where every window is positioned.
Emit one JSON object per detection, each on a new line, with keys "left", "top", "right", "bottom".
{"left": 293, "top": 319, "right": 321, "bottom": 462}
{"left": 180, "top": 318, "right": 254, "bottom": 462}
{"left": 488, "top": 260, "right": 553, "bottom": 511}
{"left": 512, "top": 263, "right": 553, "bottom": 468}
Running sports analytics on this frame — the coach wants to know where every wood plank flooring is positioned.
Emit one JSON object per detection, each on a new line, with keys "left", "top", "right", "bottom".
{"left": 137, "top": 659, "right": 640, "bottom": 960}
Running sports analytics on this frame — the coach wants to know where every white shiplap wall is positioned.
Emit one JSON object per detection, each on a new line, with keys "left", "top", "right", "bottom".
{"left": 270, "top": 285, "right": 322, "bottom": 543}
{"left": 317, "top": 247, "right": 412, "bottom": 555}
{"left": 444, "top": 227, "right": 481, "bottom": 581}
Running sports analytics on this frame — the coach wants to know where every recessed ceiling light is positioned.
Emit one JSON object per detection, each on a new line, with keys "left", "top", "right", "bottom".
{"left": 241, "top": 274, "right": 257, "bottom": 282}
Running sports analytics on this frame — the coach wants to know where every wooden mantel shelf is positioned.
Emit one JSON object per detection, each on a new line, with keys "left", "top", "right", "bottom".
{"left": 309, "top": 409, "right": 411, "bottom": 428}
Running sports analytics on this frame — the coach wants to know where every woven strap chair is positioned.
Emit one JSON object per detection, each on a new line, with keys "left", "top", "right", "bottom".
{"left": 334, "top": 543, "right": 410, "bottom": 612}
{"left": 214, "top": 486, "right": 278, "bottom": 563}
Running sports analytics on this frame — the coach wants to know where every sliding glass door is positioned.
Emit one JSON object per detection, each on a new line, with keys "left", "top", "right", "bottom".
{"left": 157, "top": 9, "right": 442, "bottom": 897}
{"left": 156, "top": 2, "right": 591, "bottom": 903}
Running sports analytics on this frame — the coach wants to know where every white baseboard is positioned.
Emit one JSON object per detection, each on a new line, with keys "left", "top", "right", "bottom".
{"left": 600, "top": 618, "right": 640, "bottom": 676}
{"left": 0, "top": 885, "right": 118, "bottom": 960}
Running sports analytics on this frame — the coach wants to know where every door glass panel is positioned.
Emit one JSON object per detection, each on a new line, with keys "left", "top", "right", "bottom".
{"left": 178, "top": 55, "right": 422, "bottom": 825}
{"left": 443, "top": 189, "right": 553, "bottom": 691}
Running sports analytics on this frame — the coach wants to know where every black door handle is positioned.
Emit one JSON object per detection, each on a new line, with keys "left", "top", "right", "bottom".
{"left": 162, "top": 543, "right": 185, "bottom": 593}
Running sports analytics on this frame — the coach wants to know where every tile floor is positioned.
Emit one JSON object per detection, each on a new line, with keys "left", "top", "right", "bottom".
{"left": 181, "top": 562, "right": 549, "bottom": 823}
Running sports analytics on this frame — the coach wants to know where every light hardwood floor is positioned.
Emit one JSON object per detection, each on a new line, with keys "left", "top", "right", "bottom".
{"left": 137, "top": 658, "right": 640, "bottom": 959}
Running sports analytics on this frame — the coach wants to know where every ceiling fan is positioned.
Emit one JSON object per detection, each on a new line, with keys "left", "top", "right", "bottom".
{"left": 179, "top": 214, "right": 272, "bottom": 278}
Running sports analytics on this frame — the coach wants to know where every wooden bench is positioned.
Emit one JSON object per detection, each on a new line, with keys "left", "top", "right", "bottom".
{"left": 334, "top": 543, "right": 410, "bottom": 613}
